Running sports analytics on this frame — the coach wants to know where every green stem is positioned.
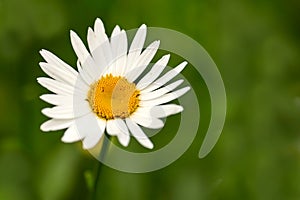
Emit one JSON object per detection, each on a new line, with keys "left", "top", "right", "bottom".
{"left": 91, "top": 136, "right": 110, "bottom": 200}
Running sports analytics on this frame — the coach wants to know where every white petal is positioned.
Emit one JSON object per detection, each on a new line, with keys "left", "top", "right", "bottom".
{"left": 106, "top": 119, "right": 130, "bottom": 147}
{"left": 96, "top": 117, "right": 107, "bottom": 132}
{"left": 74, "top": 74, "right": 90, "bottom": 93}
{"left": 37, "top": 77, "right": 86, "bottom": 98}
{"left": 89, "top": 19, "right": 111, "bottom": 76}
{"left": 87, "top": 27, "right": 112, "bottom": 79}
{"left": 40, "top": 62, "right": 89, "bottom": 92}
{"left": 142, "top": 61, "right": 188, "bottom": 93}
{"left": 140, "top": 79, "right": 184, "bottom": 100}
{"left": 126, "top": 24, "right": 146, "bottom": 72}
{"left": 109, "top": 25, "right": 121, "bottom": 75}
{"left": 150, "top": 104, "right": 183, "bottom": 118}
{"left": 39, "top": 62, "right": 78, "bottom": 86}
{"left": 111, "top": 25, "right": 121, "bottom": 40}
{"left": 77, "top": 61, "right": 94, "bottom": 85}
{"left": 70, "top": 30, "right": 90, "bottom": 64}
{"left": 133, "top": 104, "right": 183, "bottom": 119}
{"left": 39, "top": 55, "right": 89, "bottom": 96}
{"left": 40, "top": 119, "right": 73, "bottom": 131}
{"left": 115, "top": 119, "right": 130, "bottom": 147}
{"left": 61, "top": 124, "right": 83, "bottom": 143}
{"left": 92, "top": 39, "right": 113, "bottom": 76}
{"left": 103, "top": 25, "right": 121, "bottom": 75}
{"left": 87, "top": 27, "right": 99, "bottom": 53}
{"left": 140, "top": 87, "right": 190, "bottom": 107}
{"left": 106, "top": 120, "right": 118, "bottom": 136}
{"left": 41, "top": 101, "right": 91, "bottom": 119}
{"left": 39, "top": 49, "right": 78, "bottom": 77}
{"left": 136, "top": 54, "right": 170, "bottom": 90}
{"left": 40, "top": 94, "right": 74, "bottom": 106}
{"left": 70, "top": 31, "right": 98, "bottom": 82}
{"left": 37, "top": 77, "right": 74, "bottom": 96}
{"left": 94, "top": 18, "right": 108, "bottom": 44}
{"left": 130, "top": 113, "right": 164, "bottom": 129}
{"left": 125, "top": 40, "right": 160, "bottom": 82}
{"left": 82, "top": 132, "right": 104, "bottom": 149}
{"left": 81, "top": 114, "right": 106, "bottom": 149}
{"left": 110, "top": 29, "right": 127, "bottom": 76}
{"left": 125, "top": 118, "right": 153, "bottom": 149}
{"left": 80, "top": 55, "right": 99, "bottom": 82}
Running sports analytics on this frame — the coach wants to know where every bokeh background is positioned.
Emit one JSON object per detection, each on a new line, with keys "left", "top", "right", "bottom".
{"left": 1, "top": 0, "right": 300, "bottom": 199}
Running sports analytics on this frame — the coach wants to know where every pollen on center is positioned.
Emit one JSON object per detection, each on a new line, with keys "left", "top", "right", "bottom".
{"left": 87, "top": 74, "right": 140, "bottom": 120}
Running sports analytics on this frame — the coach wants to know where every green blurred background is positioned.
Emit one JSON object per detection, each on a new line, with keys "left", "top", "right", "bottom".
{"left": 1, "top": 0, "right": 300, "bottom": 199}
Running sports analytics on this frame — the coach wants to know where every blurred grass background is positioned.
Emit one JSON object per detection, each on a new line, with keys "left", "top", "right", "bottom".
{"left": 1, "top": 0, "right": 300, "bottom": 199}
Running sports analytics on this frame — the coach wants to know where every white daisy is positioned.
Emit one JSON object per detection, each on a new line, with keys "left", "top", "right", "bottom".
{"left": 38, "top": 18, "right": 190, "bottom": 149}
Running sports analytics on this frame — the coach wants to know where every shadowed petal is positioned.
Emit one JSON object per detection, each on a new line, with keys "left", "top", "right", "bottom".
{"left": 126, "top": 118, "right": 154, "bottom": 149}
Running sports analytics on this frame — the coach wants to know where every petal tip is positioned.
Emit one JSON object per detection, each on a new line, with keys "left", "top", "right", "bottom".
{"left": 164, "top": 54, "right": 170, "bottom": 59}
{"left": 182, "top": 61, "right": 188, "bottom": 66}
{"left": 61, "top": 136, "right": 69, "bottom": 143}
{"left": 70, "top": 30, "right": 75, "bottom": 35}
{"left": 70, "top": 30, "right": 78, "bottom": 40}
{"left": 36, "top": 77, "right": 43, "bottom": 83}
{"left": 147, "top": 143, "right": 154, "bottom": 149}
{"left": 39, "top": 49, "right": 45, "bottom": 55}
{"left": 39, "top": 94, "right": 45, "bottom": 100}
{"left": 120, "top": 139, "right": 130, "bottom": 147}
{"left": 82, "top": 143, "right": 90, "bottom": 150}
{"left": 41, "top": 108, "right": 50, "bottom": 116}
{"left": 178, "top": 106, "right": 184, "bottom": 112}
{"left": 40, "top": 123, "right": 49, "bottom": 132}
{"left": 95, "top": 18, "right": 103, "bottom": 25}
{"left": 87, "top": 27, "right": 94, "bottom": 34}
{"left": 140, "top": 24, "right": 147, "bottom": 29}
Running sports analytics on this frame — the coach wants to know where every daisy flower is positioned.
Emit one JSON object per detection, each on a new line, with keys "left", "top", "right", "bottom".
{"left": 38, "top": 18, "right": 190, "bottom": 149}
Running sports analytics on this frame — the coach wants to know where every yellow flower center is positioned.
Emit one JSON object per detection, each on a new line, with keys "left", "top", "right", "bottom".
{"left": 88, "top": 74, "right": 140, "bottom": 120}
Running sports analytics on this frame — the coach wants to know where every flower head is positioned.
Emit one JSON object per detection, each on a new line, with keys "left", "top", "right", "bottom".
{"left": 38, "top": 18, "right": 190, "bottom": 149}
